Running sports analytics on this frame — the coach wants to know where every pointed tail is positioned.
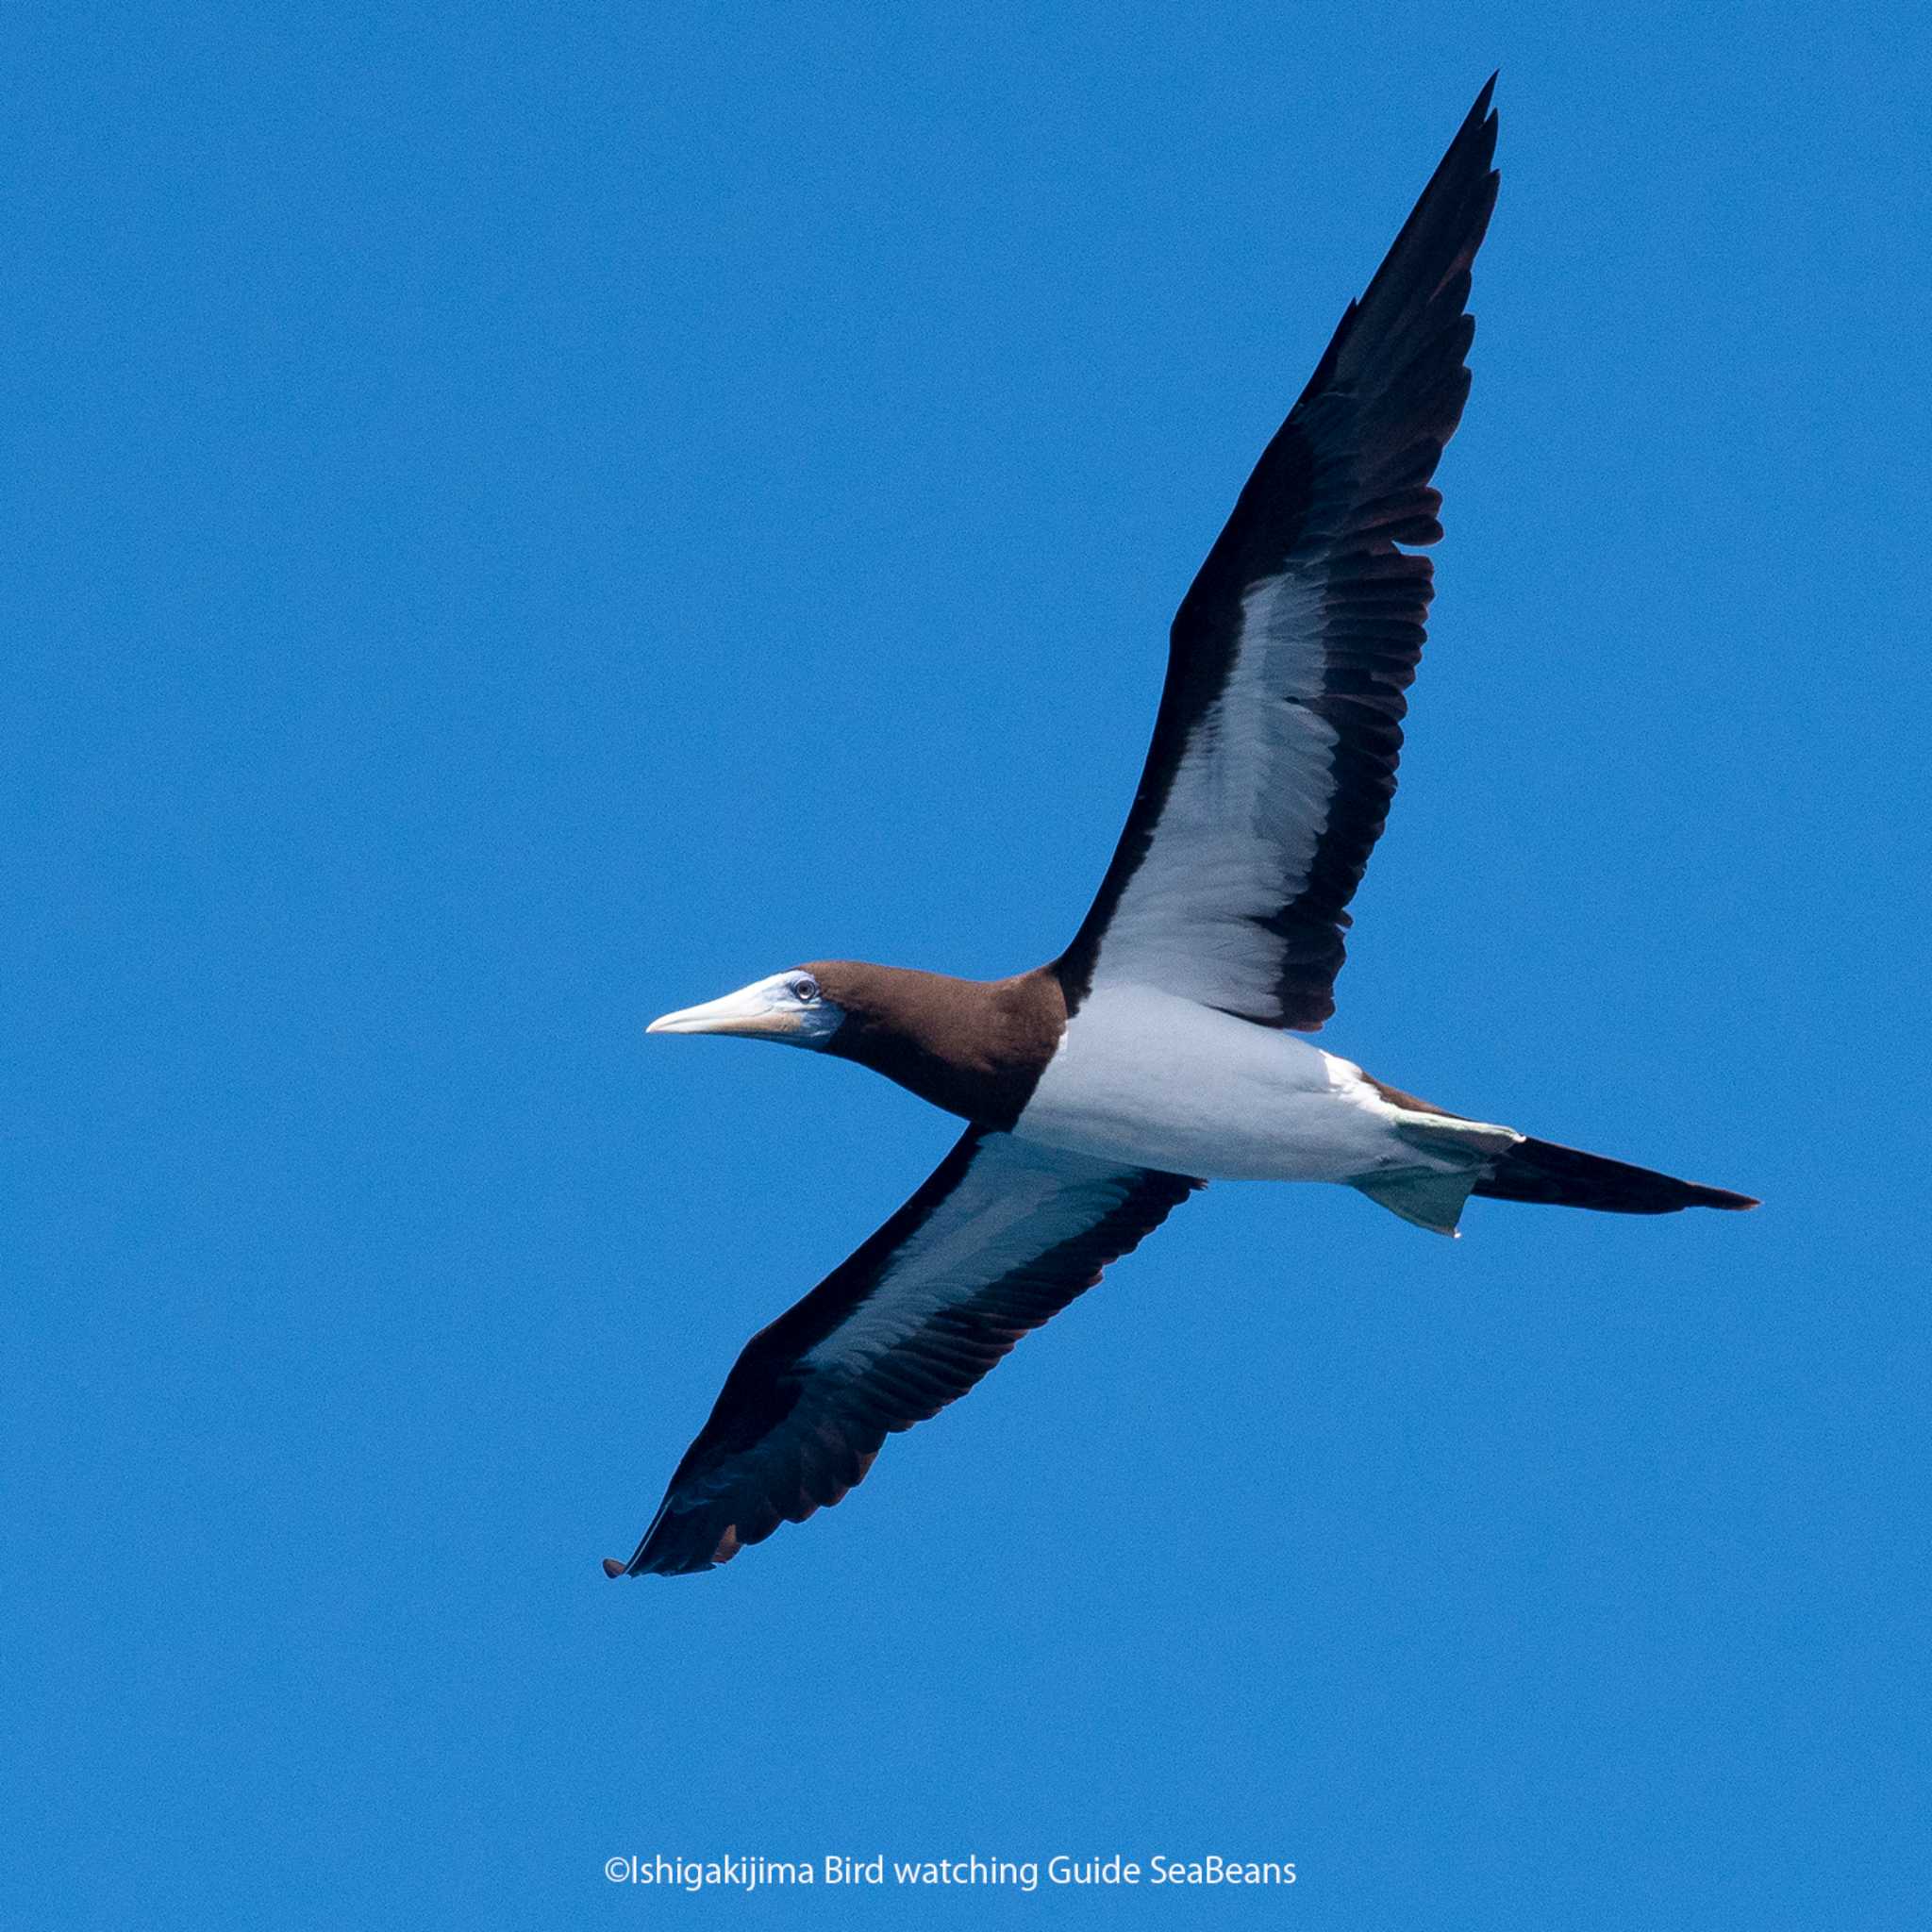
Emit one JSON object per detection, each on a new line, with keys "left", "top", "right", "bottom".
{"left": 1472, "top": 1137, "right": 1758, "bottom": 1215}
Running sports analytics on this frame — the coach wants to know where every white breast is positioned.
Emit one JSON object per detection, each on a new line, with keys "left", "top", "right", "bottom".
{"left": 1014, "top": 984, "right": 1409, "bottom": 1182}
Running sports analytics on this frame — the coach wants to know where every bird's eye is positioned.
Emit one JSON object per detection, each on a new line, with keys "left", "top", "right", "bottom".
{"left": 791, "top": 976, "right": 820, "bottom": 1003}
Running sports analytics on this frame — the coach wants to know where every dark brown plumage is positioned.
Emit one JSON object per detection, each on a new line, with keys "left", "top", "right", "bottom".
{"left": 808, "top": 961, "right": 1068, "bottom": 1128}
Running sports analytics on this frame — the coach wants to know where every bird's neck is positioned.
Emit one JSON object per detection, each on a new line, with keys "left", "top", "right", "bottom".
{"left": 812, "top": 961, "right": 1067, "bottom": 1128}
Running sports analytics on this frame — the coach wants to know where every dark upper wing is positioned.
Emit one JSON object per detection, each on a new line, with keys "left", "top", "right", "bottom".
{"left": 609, "top": 1129, "right": 1196, "bottom": 1576}
{"left": 1058, "top": 80, "right": 1500, "bottom": 1031}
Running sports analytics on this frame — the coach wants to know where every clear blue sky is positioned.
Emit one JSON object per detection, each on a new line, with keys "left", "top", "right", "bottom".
{"left": 6, "top": 3, "right": 1925, "bottom": 1927}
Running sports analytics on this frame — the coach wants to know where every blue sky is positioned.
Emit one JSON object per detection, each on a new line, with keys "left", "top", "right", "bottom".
{"left": 6, "top": 3, "right": 1926, "bottom": 1926}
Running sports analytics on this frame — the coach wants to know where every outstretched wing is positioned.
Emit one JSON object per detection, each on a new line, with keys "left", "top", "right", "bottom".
{"left": 1058, "top": 80, "right": 1501, "bottom": 1032}
{"left": 610, "top": 1130, "right": 1196, "bottom": 1576}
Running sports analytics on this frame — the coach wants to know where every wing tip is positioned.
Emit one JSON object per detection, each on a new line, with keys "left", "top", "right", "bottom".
{"left": 601, "top": 1556, "right": 630, "bottom": 1578}
{"left": 1440, "top": 75, "right": 1503, "bottom": 239}
{"left": 1699, "top": 1188, "right": 1761, "bottom": 1211}
{"left": 1459, "top": 74, "right": 1499, "bottom": 158}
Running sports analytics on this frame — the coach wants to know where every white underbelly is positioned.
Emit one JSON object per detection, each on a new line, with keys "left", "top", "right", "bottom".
{"left": 1014, "top": 984, "right": 1429, "bottom": 1181}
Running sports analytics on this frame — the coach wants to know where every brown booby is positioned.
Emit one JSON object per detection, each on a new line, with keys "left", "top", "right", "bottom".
{"left": 608, "top": 79, "right": 1756, "bottom": 1579}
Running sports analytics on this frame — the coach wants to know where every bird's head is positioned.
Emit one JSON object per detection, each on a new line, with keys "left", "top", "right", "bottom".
{"left": 647, "top": 965, "right": 849, "bottom": 1048}
{"left": 649, "top": 959, "right": 1049, "bottom": 1120}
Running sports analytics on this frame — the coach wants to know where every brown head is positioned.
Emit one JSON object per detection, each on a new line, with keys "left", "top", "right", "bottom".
{"left": 648, "top": 959, "right": 1066, "bottom": 1128}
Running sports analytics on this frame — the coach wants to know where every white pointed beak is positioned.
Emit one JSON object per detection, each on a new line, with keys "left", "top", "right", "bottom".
{"left": 646, "top": 980, "right": 808, "bottom": 1039}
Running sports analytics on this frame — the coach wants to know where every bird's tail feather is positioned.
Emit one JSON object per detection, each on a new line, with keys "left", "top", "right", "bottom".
{"left": 1471, "top": 1136, "right": 1758, "bottom": 1215}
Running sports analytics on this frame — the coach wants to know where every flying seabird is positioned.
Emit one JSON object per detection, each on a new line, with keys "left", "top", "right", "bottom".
{"left": 608, "top": 79, "right": 1756, "bottom": 1579}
